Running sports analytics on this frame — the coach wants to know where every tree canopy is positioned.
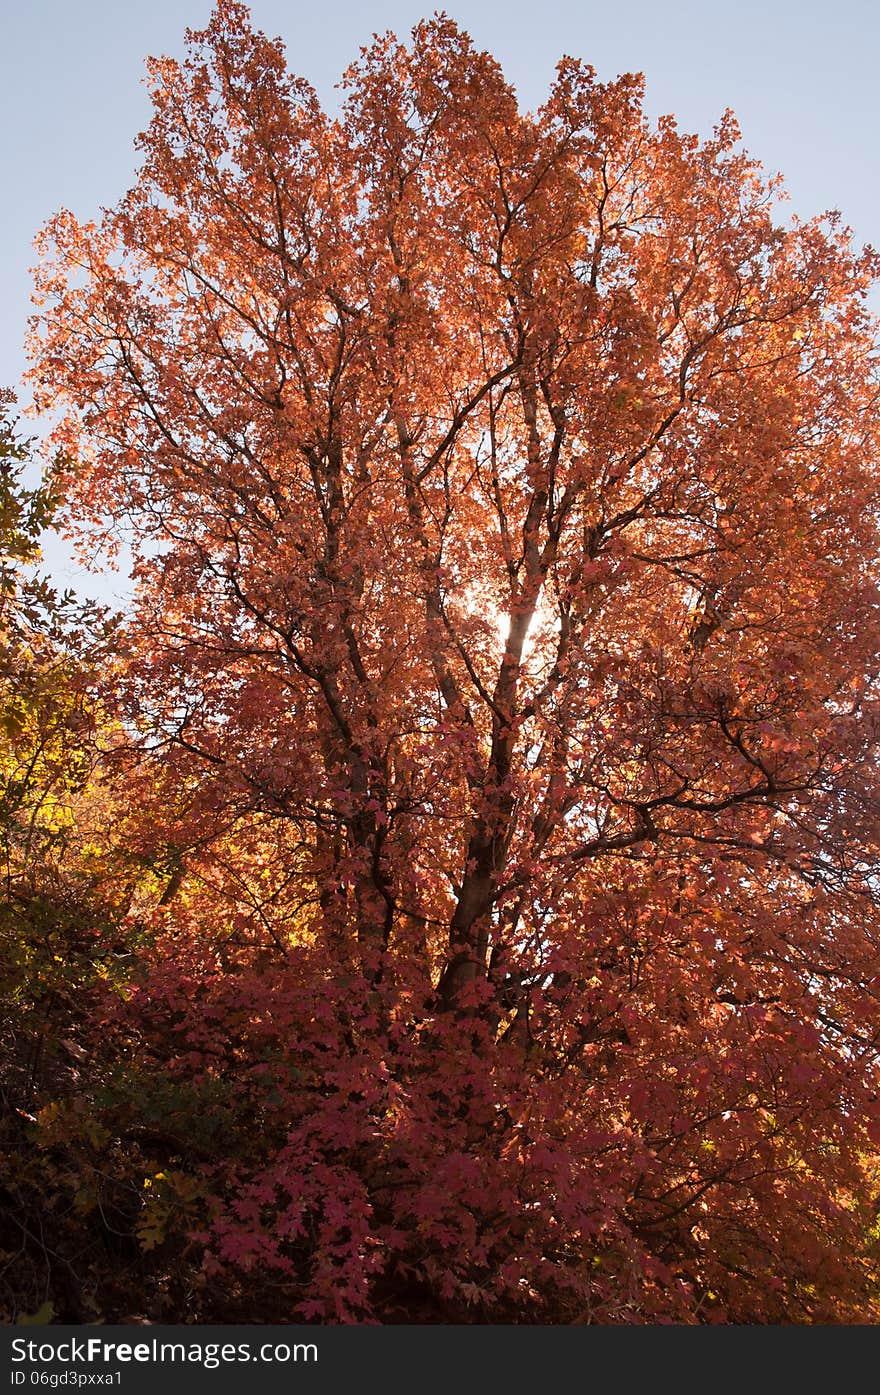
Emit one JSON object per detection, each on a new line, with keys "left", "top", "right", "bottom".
{"left": 8, "top": 0, "right": 880, "bottom": 1322}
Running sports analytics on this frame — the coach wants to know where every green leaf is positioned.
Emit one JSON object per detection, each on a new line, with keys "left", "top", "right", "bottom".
{"left": 18, "top": 1301, "right": 56, "bottom": 1326}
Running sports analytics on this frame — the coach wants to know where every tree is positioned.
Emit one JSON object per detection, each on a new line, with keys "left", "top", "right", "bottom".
{"left": 28, "top": 1, "right": 880, "bottom": 1321}
{"left": 0, "top": 400, "right": 142, "bottom": 1322}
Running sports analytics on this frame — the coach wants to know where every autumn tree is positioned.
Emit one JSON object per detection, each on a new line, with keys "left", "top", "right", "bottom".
{"left": 27, "top": 2, "right": 880, "bottom": 1321}
{"left": 0, "top": 398, "right": 144, "bottom": 1321}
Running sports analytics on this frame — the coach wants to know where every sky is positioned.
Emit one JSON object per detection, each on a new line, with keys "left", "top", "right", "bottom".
{"left": 2, "top": 0, "right": 878, "bottom": 600}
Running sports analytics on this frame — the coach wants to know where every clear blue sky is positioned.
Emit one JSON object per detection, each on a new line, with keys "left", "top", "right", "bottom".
{"left": 2, "top": 0, "right": 878, "bottom": 597}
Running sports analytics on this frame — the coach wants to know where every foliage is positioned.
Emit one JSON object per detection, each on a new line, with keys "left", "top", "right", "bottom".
{"left": 0, "top": 402, "right": 139, "bottom": 1321}
{"left": 8, "top": 1, "right": 880, "bottom": 1322}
